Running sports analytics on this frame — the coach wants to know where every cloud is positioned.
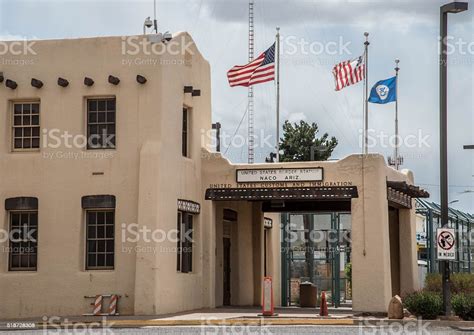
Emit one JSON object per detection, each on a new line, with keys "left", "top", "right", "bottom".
{"left": 288, "top": 112, "right": 307, "bottom": 123}
{"left": 0, "top": 33, "right": 37, "bottom": 40}
{"left": 201, "top": 0, "right": 441, "bottom": 28}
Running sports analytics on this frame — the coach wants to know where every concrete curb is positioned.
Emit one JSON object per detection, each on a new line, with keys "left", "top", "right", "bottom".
{"left": 0, "top": 318, "right": 356, "bottom": 330}
{"left": 355, "top": 318, "right": 474, "bottom": 328}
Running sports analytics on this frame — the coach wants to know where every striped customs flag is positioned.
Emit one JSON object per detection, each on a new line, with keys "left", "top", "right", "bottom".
{"left": 332, "top": 55, "right": 365, "bottom": 91}
{"left": 227, "top": 43, "right": 275, "bottom": 87}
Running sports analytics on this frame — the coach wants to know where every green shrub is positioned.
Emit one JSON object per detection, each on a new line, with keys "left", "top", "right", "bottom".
{"left": 425, "top": 273, "right": 442, "bottom": 292}
{"left": 344, "top": 263, "right": 352, "bottom": 285}
{"left": 425, "top": 273, "right": 474, "bottom": 295}
{"left": 404, "top": 291, "right": 442, "bottom": 320}
{"left": 452, "top": 294, "right": 474, "bottom": 321}
{"left": 453, "top": 273, "right": 474, "bottom": 294}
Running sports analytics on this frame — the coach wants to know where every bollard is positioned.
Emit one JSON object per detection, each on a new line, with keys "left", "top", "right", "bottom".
{"left": 319, "top": 291, "right": 328, "bottom": 317}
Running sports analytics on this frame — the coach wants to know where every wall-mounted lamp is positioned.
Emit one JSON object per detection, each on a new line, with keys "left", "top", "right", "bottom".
{"left": 184, "top": 86, "right": 193, "bottom": 94}
{"left": 31, "top": 78, "right": 43, "bottom": 89}
{"left": 0, "top": 72, "right": 4, "bottom": 83}
{"left": 136, "top": 75, "right": 147, "bottom": 84}
{"left": 58, "top": 77, "right": 69, "bottom": 87}
{"left": 84, "top": 77, "right": 94, "bottom": 87}
{"left": 192, "top": 89, "right": 201, "bottom": 97}
{"left": 108, "top": 75, "right": 120, "bottom": 85}
{"left": 5, "top": 79, "right": 17, "bottom": 90}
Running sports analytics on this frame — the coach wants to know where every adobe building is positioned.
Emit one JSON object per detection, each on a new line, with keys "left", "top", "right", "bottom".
{"left": 0, "top": 33, "right": 428, "bottom": 318}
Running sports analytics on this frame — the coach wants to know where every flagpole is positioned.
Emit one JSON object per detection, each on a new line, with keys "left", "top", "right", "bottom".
{"left": 276, "top": 27, "right": 281, "bottom": 163}
{"left": 364, "top": 32, "right": 370, "bottom": 154}
{"left": 394, "top": 59, "right": 400, "bottom": 170}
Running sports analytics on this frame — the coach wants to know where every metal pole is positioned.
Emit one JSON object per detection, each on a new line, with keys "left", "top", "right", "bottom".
{"left": 264, "top": 229, "right": 267, "bottom": 277}
{"left": 440, "top": 7, "right": 450, "bottom": 316}
{"left": 153, "top": 0, "right": 158, "bottom": 33}
{"left": 395, "top": 59, "right": 400, "bottom": 170}
{"left": 364, "top": 32, "right": 369, "bottom": 155}
{"left": 248, "top": 0, "right": 255, "bottom": 164}
{"left": 276, "top": 27, "right": 281, "bottom": 163}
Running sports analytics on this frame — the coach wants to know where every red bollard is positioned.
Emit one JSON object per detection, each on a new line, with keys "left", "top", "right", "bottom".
{"left": 319, "top": 291, "right": 328, "bottom": 317}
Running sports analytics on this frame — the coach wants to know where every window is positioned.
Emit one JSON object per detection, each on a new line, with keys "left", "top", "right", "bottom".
{"left": 87, "top": 98, "right": 116, "bottom": 149}
{"left": 182, "top": 107, "right": 189, "bottom": 157}
{"left": 9, "top": 211, "right": 38, "bottom": 271}
{"left": 12, "top": 102, "right": 40, "bottom": 150}
{"left": 177, "top": 211, "right": 193, "bottom": 273}
{"left": 86, "top": 210, "right": 115, "bottom": 270}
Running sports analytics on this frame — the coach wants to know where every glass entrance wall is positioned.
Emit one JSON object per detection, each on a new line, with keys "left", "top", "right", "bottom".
{"left": 281, "top": 212, "right": 352, "bottom": 307}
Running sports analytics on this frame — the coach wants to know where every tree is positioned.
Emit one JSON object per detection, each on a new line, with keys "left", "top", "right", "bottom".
{"left": 279, "top": 120, "right": 338, "bottom": 162}
{"left": 268, "top": 120, "right": 338, "bottom": 284}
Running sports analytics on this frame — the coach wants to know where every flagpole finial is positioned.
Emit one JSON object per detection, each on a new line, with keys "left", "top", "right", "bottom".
{"left": 395, "top": 59, "right": 400, "bottom": 72}
{"left": 364, "top": 32, "right": 369, "bottom": 45}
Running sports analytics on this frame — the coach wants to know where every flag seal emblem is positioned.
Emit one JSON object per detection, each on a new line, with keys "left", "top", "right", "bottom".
{"left": 376, "top": 85, "right": 390, "bottom": 100}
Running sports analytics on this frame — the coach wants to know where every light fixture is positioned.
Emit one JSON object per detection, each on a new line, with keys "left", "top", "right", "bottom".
{"left": 0, "top": 72, "right": 4, "bottom": 83}
{"left": 31, "top": 78, "right": 43, "bottom": 89}
{"left": 441, "top": 1, "right": 468, "bottom": 13}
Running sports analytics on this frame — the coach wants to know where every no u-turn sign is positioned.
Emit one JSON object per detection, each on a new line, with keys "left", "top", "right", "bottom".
{"left": 437, "top": 228, "right": 456, "bottom": 260}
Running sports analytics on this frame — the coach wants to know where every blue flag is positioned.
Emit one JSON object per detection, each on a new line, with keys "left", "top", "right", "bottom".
{"left": 368, "top": 76, "right": 397, "bottom": 104}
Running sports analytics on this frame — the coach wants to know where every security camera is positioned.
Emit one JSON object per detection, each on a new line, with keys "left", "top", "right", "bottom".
{"left": 144, "top": 17, "right": 153, "bottom": 28}
{"left": 162, "top": 32, "right": 172, "bottom": 42}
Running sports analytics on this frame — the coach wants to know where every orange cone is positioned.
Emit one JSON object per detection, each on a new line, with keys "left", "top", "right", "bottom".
{"left": 319, "top": 291, "right": 328, "bottom": 316}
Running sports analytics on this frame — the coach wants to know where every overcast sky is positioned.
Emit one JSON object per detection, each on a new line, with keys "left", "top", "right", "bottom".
{"left": 1, "top": 0, "right": 474, "bottom": 212}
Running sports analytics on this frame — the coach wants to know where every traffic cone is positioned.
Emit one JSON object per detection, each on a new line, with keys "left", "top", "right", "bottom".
{"left": 319, "top": 291, "right": 328, "bottom": 316}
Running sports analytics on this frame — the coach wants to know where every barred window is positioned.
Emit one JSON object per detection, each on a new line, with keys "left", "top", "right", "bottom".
{"left": 9, "top": 211, "right": 38, "bottom": 271}
{"left": 87, "top": 98, "right": 116, "bottom": 149}
{"left": 177, "top": 211, "right": 193, "bottom": 273}
{"left": 86, "top": 210, "right": 115, "bottom": 270}
{"left": 12, "top": 102, "right": 40, "bottom": 150}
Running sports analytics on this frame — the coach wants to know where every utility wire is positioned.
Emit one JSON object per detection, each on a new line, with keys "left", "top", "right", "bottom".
{"left": 224, "top": 106, "right": 249, "bottom": 155}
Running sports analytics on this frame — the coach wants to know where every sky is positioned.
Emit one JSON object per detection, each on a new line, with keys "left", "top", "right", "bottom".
{"left": 1, "top": 0, "right": 474, "bottom": 212}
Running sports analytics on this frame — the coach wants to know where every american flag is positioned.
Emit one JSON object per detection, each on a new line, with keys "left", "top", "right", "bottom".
{"left": 227, "top": 43, "right": 275, "bottom": 87}
{"left": 332, "top": 55, "right": 365, "bottom": 91}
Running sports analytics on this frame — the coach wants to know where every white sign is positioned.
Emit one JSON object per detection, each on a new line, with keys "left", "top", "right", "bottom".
{"left": 264, "top": 217, "right": 273, "bottom": 229}
{"left": 436, "top": 228, "right": 456, "bottom": 260}
{"left": 236, "top": 168, "right": 323, "bottom": 183}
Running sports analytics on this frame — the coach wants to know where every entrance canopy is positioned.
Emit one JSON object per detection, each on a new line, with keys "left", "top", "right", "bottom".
{"left": 387, "top": 181, "right": 430, "bottom": 209}
{"left": 205, "top": 186, "right": 358, "bottom": 212}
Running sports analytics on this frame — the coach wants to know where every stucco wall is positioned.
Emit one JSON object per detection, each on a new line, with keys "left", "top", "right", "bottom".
{"left": 0, "top": 33, "right": 212, "bottom": 318}
{"left": 202, "top": 151, "right": 419, "bottom": 312}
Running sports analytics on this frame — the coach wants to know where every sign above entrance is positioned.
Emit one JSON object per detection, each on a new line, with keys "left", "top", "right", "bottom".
{"left": 436, "top": 228, "right": 456, "bottom": 260}
{"left": 236, "top": 168, "right": 323, "bottom": 183}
